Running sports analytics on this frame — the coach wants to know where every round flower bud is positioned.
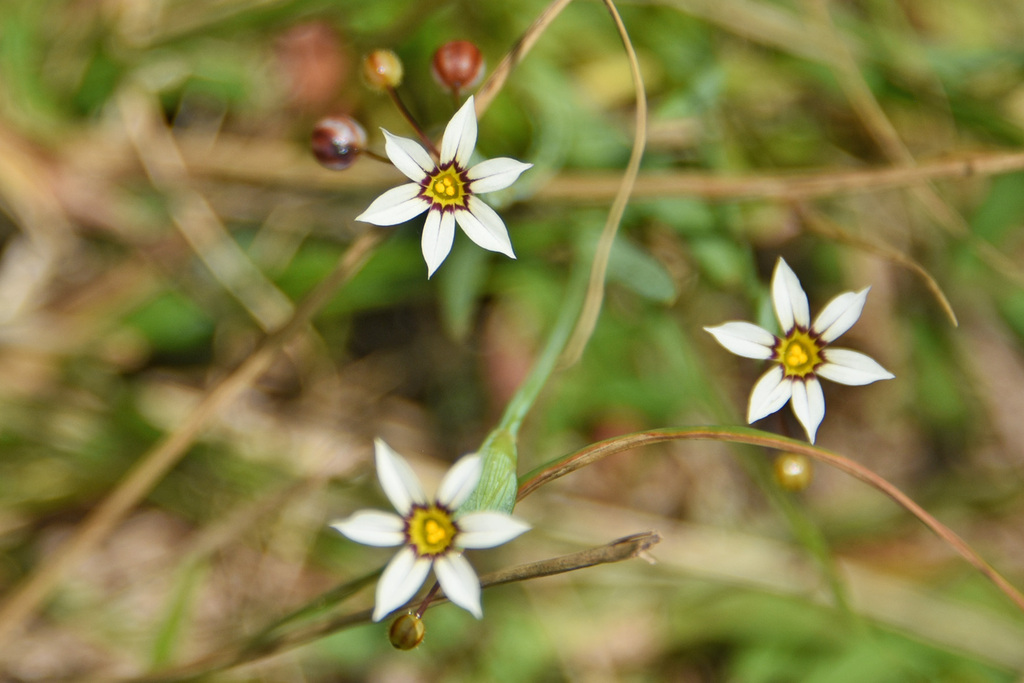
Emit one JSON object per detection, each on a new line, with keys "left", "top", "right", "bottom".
{"left": 363, "top": 49, "right": 403, "bottom": 90}
{"left": 773, "top": 452, "right": 813, "bottom": 492}
{"left": 388, "top": 612, "right": 425, "bottom": 650}
{"left": 431, "top": 40, "right": 485, "bottom": 93}
{"left": 310, "top": 115, "right": 367, "bottom": 170}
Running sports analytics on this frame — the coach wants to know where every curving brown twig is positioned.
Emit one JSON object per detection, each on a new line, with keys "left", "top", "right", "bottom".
{"left": 517, "top": 427, "right": 1024, "bottom": 615}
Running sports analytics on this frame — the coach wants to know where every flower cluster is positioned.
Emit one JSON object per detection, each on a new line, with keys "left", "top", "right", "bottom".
{"left": 325, "top": 43, "right": 899, "bottom": 638}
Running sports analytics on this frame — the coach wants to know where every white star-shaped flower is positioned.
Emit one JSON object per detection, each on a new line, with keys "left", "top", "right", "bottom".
{"left": 355, "top": 96, "right": 533, "bottom": 278}
{"left": 331, "top": 439, "right": 530, "bottom": 622}
{"left": 704, "top": 257, "right": 895, "bottom": 443}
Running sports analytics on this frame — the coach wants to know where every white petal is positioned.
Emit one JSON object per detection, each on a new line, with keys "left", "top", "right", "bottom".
{"left": 704, "top": 322, "right": 776, "bottom": 360}
{"left": 422, "top": 209, "right": 456, "bottom": 278}
{"left": 812, "top": 288, "right": 868, "bottom": 343}
{"left": 456, "top": 511, "right": 531, "bottom": 549}
{"left": 747, "top": 365, "right": 792, "bottom": 423}
{"left": 817, "top": 348, "right": 895, "bottom": 385}
{"left": 374, "top": 438, "right": 426, "bottom": 515}
{"left": 382, "top": 130, "right": 434, "bottom": 182}
{"left": 791, "top": 377, "right": 825, "bottom": 444}
{"left": 455, "top": 196, "right": 515, "bottom": 258}
{"left": 435, "top": 553, "right": 482, "bottom": 619}
{"left": 436, "top": 455, "right": 483, "bottom": 509}
{"left": 373, "top": 547, "right": 432, "bottom": 622}
{"left": 772, "top": 258, "right": 810, "bottom": 331}
{"left": 467, "top": 157, "right": 533, "bottom": 194}
{"left": 440, "top": 96, "right": 478, "bottom": 168}
{"left": 330, "top": 510, "right": 405, "bottom": 547}
{"left": 355, "top": 184, "right": 428, "bottom": 226}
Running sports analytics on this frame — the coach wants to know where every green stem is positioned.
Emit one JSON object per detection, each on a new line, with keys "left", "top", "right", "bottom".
{"left": 497, "top": 267, "right": 588, "bottom": 439}
{"left": 461, "top": 254, "right": 589, "bottom": 514}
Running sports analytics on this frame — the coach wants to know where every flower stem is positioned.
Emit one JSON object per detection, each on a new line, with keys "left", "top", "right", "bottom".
{"left": 496, "top": 264, "right": 588, "bottom": 439}
{"left": 385, "top": 86, "right": 440, "bottom": 159}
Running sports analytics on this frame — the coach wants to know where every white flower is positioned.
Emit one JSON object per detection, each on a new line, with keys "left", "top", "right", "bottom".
{"left": 355, "top": 95, "right": 532, "bottom": 278}
{"left": 704, "top": 257, "right": 894, "bottom": 443}
{"left": 331, "top": 439, "right": 530, "bottom": 621}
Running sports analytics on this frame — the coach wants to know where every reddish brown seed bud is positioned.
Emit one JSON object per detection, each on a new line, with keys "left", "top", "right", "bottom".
{"left": 363, "top": 49, "right": 403, "bottom": 90}
{"left": 388, "top": 612, "right": 425, "bottom": 650}
{"left": 773, "top": 452, "right": 813, "bottom": 492}
{"left": 311, "top": 115, "right": 366, "bottom": 170}
{"left": 431, "top": 40, "right": 485, "bottom": 92}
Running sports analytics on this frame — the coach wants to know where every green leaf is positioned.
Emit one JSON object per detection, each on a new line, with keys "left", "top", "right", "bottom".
{"left": 607, "top": 238, "right": 677, "bottom": 304}
{"left": 459, "top": 428, "right": 518, "bottom": 515}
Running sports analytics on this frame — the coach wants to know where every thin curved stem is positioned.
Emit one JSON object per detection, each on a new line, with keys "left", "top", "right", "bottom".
{"left": 560, "top": 0, "right": 648, "bottom": 366}
{"left": 518, "top": 426, "right": 1024, "bottom": 615}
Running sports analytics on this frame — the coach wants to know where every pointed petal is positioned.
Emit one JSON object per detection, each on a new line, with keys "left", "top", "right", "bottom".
{"left": 355, "top": 184, "right": 428, "bottom": 226}
{"left": 772, "top": 258, "right": 810, "bottom": 331}
{"left": 791, "top": 377, "right": 825, "bottom": 444}
{"left": 704, "top": 322, "right": 776, "bottom": 360}
{"left": 382, "top": 130, "right": 435, "bottom": 182}
{"left": 441, "top": 95, "right": 478, "bottom": 167}
{"left": 435, "top": 553, "right": 482, "bottom": 619}
{"left": 330, "top": 510, "right": 405, "bottom": 547}
{"left": 436, "top": 455, "right": 483, "bottom": 509}
{"left": 813, "top": 288, "right": 868, "bottom": 343}
{"left": 467, "top": 157, "right": 533, "bottom": 194}
{"left": 422, "top": 209, "right": 456, "bottom": 278}
{"left": 748, "top": 365, "right": 792, "bottom": 423}
{"left": 456, "top": 512, "right": 531, "bottom": 549}
{"left": 373, "top": 547, "right": 432, "bottom": 622}
{"left": 455, "top": 197, "right": 515, "bottom": 258}
{"left": 818, "top": 348, "right": 895, "bottom": 385}
{"left": 374, "top": 438, "right": 426, "bottom": 515}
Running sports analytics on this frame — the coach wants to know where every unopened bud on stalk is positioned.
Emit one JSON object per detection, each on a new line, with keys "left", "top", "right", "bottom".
{"left": 388, "top": 612, "right": 425, "bottom": 650}
{"left": 363, "top": 49, "right": 404, "bottom": 90}
{"left": 773, "top": 452, "right": 813, "bottom": 491}
{"left": 311, "top": 115, "right": 367, "bottom": 170}
{"left": 431, "top": 40, "right": 485, "bottom": 93}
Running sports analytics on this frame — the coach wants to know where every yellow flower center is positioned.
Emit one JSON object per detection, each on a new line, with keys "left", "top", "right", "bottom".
{"left": 406, "top": 505, "right": 458, "bottom": 557}
{"left": 424, "top": 168, "right": 467, "bottom": 209}
{"left": 776, "top": 329, "right": 822, "bottom": 378}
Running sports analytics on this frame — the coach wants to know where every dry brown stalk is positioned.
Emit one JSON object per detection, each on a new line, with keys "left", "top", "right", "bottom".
{"left": 0, "top": 228, "right": 384, "bottom": 650}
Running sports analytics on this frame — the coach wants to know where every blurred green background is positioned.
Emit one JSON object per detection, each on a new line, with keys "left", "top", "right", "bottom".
{"left": 1, "top": 0, "right": 1024, "bottom": 680}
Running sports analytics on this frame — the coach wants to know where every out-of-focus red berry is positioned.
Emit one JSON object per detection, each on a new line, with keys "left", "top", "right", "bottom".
{"left": 275, "top": 22, "right": 350, "bottom": 112}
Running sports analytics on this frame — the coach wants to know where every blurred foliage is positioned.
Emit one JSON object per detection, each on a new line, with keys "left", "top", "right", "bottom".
{"left": 0, "top": 0, "right": 1023, "bottom": 680}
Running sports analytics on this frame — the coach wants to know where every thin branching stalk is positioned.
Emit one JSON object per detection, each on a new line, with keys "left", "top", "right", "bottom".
{"left": 121, "top": 533, "right": 660, "bottom": 683}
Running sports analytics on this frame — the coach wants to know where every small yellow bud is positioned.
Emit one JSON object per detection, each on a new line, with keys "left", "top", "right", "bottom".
{"left": 388, "top": 612, "right": 425, "bottom": 650}
{"left": 773, "top": 452, "right": 813, "bottom": 492}
{"left": 363, "top": 49, "right": 404, "bottom": 90}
